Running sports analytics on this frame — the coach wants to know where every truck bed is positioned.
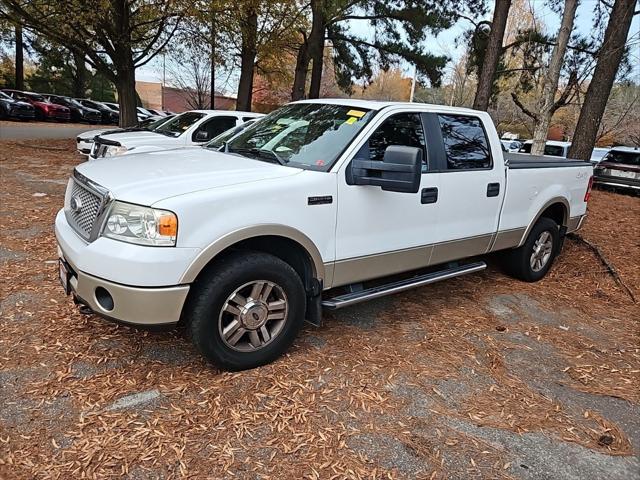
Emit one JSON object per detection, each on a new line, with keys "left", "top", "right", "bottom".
{"left": 505, "top": 152, "right": 592, "bottom": 169}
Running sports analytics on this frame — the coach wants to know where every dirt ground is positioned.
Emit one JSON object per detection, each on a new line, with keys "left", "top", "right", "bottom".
{"left": 1, "top": 140, "right": 638, "bottom": 479}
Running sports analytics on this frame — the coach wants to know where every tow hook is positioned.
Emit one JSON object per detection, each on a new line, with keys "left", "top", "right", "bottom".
{"left": 73, "top": 294, "right": 94, "bottom": 315}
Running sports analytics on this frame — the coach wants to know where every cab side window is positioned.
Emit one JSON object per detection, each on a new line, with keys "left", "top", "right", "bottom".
{"left": 193, "top": 116, "right": 238, "bottom": 142}
{"left": 438, "top": 114, "right": 491, "bottom": 170}
{"left": 364, "top": 113, "right": 427, "bottom": 170}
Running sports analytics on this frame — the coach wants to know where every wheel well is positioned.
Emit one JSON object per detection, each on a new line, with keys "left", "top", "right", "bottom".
{"left": 196, "top": 235, "right": 316, "bottom": 288}
{"left": 539, "top": 202, "right": 567, "bottom": 227}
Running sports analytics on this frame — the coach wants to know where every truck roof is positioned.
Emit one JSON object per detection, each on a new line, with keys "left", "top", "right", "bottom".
{"left": 293, "top": 98, "right": 481, "bottom": 114}
{"left": 609, "top": 146, "right": 640, "bottom": 153}
{"left": 521, "top": 139, "right": 572, "bottom": 147}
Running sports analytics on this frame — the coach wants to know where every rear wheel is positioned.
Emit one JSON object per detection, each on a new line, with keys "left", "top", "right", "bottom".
{"left": 185, "top": 251, "right": 306, "bottom": 371}
{"left": 503, "top": 217, "right": 560, "bottom": 282}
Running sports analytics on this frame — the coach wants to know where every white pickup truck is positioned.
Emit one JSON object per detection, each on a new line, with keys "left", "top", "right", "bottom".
{"left": 55, "top": 99, "right": 593, "bottom": 370}
{"left": 88, "top": 110, "right": 263, "bottom": 159}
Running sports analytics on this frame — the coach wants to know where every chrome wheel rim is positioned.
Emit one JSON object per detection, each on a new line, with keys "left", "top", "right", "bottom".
{"left": 530, "top": 231, "right": 553, "bottom": 272}
{"left": 218, "top": 280, "right": 288, "bottom": 352}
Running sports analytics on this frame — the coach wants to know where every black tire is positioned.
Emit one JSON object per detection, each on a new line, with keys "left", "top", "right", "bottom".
{"left": 503, "top": 217, "right": 560, "bottom": 282}
{"left": 185, "top": 251, "right": 306, "bottom": 371}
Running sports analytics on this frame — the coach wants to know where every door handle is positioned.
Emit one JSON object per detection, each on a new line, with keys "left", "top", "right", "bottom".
{"left": 487, "top": 183, "right": 500, "bottom": 197}
{"left": 421, "top": 187, "right": 438, "bottom": 204}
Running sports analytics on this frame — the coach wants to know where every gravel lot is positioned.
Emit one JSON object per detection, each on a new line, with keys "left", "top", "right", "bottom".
{"left": 1, "top": 140, "right": 638, "bottom": 479}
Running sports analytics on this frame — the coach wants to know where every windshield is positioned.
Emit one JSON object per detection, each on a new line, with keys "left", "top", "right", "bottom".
{"left": 604, "top": 150, "right": 640, "bottom": 166}
{"left": 0, "top": 91, "right": 11, "bottom": 100}
{"left": 154, "top": 112, "right": 205, "bottom": 137}
{"left": 67, "top": 98, "right": 83, "bottom": 108}
{"left": 26, "top": 93, "right": 47, "bottom": 102}
{"left": 205, "top": 122, "right": 253, "bottom": 149}
{"left": 144, "top": 116, "right": 173, "bottom": 130}
{"left": 226, "top": 103, "right": 374, "bottom": 171}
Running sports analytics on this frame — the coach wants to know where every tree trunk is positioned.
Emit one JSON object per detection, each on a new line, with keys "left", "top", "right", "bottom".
{"left": 472, "top": 0, "right": 511, "bottom": 111}
{"left": 116, "top": 58, "right": 138, "bottom": 127}
{"left": 14, "top": 23, "right": 24, "bottom": 90}
{"left": 72, "top": 49, "right": 87, "bottom": 98}
{"left": 568, "top": 0, "right": 636, "bottom": 161}
{"left": 530, "top": 0, "right": 578, "bottom": 156}
{"left": 291, "top": 42, "right": 310, "bottom": 101}
{"left": 307, "top": 0, "right": 325, "bottom": 99}
{"left": 236, "top": 9, "right": 258, "bottom": 112}
{"left": 210, "top": 9, "right": 216, "bottom": 109}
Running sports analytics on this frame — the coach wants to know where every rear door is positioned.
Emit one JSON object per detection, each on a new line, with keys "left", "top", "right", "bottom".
{"left": 427, "top": 113, "right": 505, "bottom": 264}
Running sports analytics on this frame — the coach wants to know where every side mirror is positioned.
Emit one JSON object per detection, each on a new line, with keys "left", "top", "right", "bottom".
{"left": 346, "top": 145, "right": 422, "bottom": 193}
{"left": 195, "top": 130, "right": 209, "bottom": 142}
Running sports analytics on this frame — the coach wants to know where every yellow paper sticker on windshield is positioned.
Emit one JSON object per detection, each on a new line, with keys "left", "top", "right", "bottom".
{"left": 346, "top": 109, "right": 365, "bottom": 118}
{"left": 345, "top": 117, "right": 357, "bottom": 125}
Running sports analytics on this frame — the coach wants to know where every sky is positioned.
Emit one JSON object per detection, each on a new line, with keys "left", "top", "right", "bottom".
{"left": 137, "top": 0, "right": 640, "bottom": 91}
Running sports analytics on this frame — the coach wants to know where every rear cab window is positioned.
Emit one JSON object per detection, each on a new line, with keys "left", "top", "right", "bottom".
{"left": 438, "top": 114, "right": 492, "bottom": 170}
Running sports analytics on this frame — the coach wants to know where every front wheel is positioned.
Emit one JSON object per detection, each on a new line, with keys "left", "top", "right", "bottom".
{"left": 503, "top": 217, "right": 560, "bottom": 282}
{"left": 185, "top": 251, "right": 306, "bottom": 371}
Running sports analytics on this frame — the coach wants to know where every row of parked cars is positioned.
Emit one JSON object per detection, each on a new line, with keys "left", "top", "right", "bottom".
{"left": 0, "top": 88, "right": 172, "bottom": 124}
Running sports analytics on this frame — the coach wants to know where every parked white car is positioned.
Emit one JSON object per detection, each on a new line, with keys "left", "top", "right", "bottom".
{"left": 519, "top": 140, "right": 572, "bottom": 157}
{"left": 500, "top": 139, "right": 522, "bottom": 152}
{"left": 76, "top": 116, "right": 173, "bottom": 155}
{"left": 590, "top": 147, "right": 610, "bottom": 164}
{"left": 55, "top": 100, "right": 593, "bottom": 370}
{"left": 89, "top": 110, "right": 263, "bottom": 159}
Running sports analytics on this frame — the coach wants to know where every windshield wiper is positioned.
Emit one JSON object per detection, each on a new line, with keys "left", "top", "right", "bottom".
{"left": 230, "top": 147, "right": 287, "bottom": 165}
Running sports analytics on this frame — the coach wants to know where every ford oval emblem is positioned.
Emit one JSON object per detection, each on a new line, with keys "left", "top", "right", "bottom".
{"left": 70, "top": 195, "right": 83, "bottom": 213}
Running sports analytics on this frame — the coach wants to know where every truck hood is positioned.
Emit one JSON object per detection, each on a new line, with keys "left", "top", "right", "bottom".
{"left": 75, "top": 148, "right": 301, "bottom": 205}
{"left": 98, "top": 130, "right": 177, "bottom": 149}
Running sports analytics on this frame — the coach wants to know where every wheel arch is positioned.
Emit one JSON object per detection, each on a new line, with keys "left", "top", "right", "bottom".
{"left": 518, "top": 197, "right": 569, "bottom": 247}
{"left": 180, "top": 225, "right": 325, "bottom": 286}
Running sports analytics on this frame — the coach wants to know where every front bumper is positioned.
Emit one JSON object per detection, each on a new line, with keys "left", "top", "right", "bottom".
{"left": 59, "top": 250, "right": 189, "bottom": 325}
{"left": 55, "top": 209, "right": 198, "bottom": 325}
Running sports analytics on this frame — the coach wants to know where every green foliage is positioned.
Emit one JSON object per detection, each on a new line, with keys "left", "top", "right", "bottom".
{"left": 326, "top": 0, "right": 484, "bottom": 92}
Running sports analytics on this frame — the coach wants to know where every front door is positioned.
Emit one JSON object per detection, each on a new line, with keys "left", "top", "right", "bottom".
{"left": 333, "top": 111, "right": 441, "bottom": 287}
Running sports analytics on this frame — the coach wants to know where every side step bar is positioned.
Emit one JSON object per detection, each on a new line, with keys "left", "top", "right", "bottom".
{"left": 321, "top": 261, "right": 486, "bottom": 310}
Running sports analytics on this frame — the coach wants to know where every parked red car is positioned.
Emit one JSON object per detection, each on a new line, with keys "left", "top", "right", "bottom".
{"left": 2, "top": 89, "right": 71, "bottom": 121}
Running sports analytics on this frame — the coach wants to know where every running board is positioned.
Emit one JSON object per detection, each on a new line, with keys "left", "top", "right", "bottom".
{"left": 321, "top": 261, "right": 486, "bottom": 310}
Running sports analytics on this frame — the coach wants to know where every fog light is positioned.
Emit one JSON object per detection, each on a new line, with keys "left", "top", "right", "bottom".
{"left": 95, "top": 287, "right": 114, "bottom": 311}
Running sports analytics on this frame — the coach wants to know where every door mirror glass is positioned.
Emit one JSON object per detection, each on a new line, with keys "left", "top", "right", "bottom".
{"left": 347, "top": 146, "right": 422, "bottom": 193}
{"left": 195, "top": 130, "right": 209, "bottom": 142}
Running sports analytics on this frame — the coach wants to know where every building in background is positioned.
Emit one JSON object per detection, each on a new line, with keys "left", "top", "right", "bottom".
{"left": 135, "top": 81, "right": 236, "bottom": 113}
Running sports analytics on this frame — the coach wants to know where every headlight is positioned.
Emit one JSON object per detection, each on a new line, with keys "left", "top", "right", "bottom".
{"left": 104, "top": 145, "right": 128, "bottom": 157}
{"left": 101, "top": 201, "right": 178, "bottom": 246}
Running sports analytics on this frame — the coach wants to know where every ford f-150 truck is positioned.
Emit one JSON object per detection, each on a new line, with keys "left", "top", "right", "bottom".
{"left": 55, "top": 100, "right": 593, "bottom": 370}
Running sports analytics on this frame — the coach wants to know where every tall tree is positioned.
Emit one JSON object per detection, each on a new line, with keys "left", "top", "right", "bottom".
{"left": 236, "top": 5, "right": 258, "bottom": 111}
{"left": 292, "top": 0, "right": 477, "bottom": 101}
{"left": 472, "top": 0, "right": 511, "bottom": 111}
{"left": 14, "top": 22, "right": 23, "bottom": 90}
{"left": 568, "top": 0, "right": 637, "bottom": 161}
{"left": 530, "top": 0, "right": 578, "bottom": 155}
{"left": 1, "top": 1, "right": 183, "bottom": 126}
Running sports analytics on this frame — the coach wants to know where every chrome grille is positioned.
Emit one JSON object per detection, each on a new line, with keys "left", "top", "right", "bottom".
{"left": 65, "top": 174, "right": 108, "bottom": 240}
